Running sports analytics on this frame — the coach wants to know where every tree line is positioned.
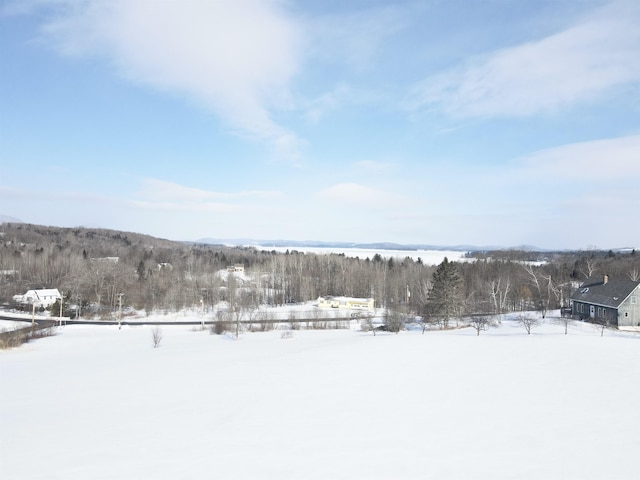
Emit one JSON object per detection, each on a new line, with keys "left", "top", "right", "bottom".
{"left": 1, "top": 223, "right": 638, "bottom": 325}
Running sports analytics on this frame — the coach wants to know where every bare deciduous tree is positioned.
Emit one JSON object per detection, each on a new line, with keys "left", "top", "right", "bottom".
{"left": 151, "top": 326, "right": 163, "bottom": 348}
{"left": 580, "top": 258, "right": 599, "bottom": 279}
{"left": 488, "top": 277, "right": 511, "bottom": 317}
{"left": 288, "top": 310, "right": 299, "bottom": 330}
{"left": 361, "top": 313, "right": 376, "bottom": 336}
{"left": 469, "top": 315, "right": 493, "bottom": 336}
{"left": 420, "top": 315, "right": 431, "bottom": 334}
{"left": 561, "top": 317, "right": 571, "bottom": 335}
{"left": 518, "top": 314, "right": 539, "bottom": 335}
{"left": 595, "top": 310, "right": 614, "bottom": 337}
{"left": 522, "top": 264, "right": 559, "bottom": 318}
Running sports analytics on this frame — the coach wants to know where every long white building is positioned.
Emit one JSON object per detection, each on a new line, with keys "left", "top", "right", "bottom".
{"left": 316, "top": 296, "right": 374, "bottom": 312}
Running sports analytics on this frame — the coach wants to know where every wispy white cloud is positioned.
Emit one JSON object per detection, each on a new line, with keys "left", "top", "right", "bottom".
{"left": 28, "top": 0, "right": 304, "bottom": 160}
{"left": 513, "top": 133, "right": 640, "bottom": 182}
{"left": 137, "top": 179, "right": 281, "bottom": 202}
{"left": 87, "top": 179, "right": 287, "bottom": 228}
{"left": 306, "top": 4, "right": 412, "bottom": 72}
{"left": 299, "top": 4, "right": 418, "bottom": 124}
{"left": 317, "top": 182, "right": 404, "bottom": 210}
{"left": 408, "top": 0, "right": 640, "bottom": 118}
{"left": 0, "top": 184, "right": 128, "bottom": 206}
{"left": 132, "top": 178, "right": 283, "bottom": 214}
{"left": 304, "top": 84, "right": 351, "bottom": 124}
{"left": 132, "top": 178, "right": 286, "bottom": 220}
{"left": 400, "top": 133, "right": 640, "bottom": 245}
{"left": 2, "top": 179, "right": 282, "bottom": 215}
{"left": 130, "top": 200, "right": 242, "bottom": 214}
{"left": 352, "top": 160, "right": 395, "bottom": 172}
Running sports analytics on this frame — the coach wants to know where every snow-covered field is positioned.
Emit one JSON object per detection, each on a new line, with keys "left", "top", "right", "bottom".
{"left": 255, "top": 246, "right": 469, "bottom": 264}
{"left": 1, "top": 316, "right": 639, "bottom": 480}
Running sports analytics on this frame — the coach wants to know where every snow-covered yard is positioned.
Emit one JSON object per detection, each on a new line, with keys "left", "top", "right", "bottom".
{"left": 1, "top": 316, "right": 638, "bottom": 479}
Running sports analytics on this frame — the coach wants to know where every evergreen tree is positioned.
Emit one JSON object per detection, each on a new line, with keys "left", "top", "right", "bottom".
{"left": 50, "top": 295, "right": 67, "bottom": 318}
{"left": 136, "top": 260, "right": 147, "bottom": 282}
{"left": 426, "top": 257, "right": 462, "bottom": 329}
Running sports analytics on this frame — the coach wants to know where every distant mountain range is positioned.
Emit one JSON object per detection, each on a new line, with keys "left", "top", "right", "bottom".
{"left": 196, "top": 237, "right": 516, "bottom": 252}
{"left": 2, "top": 215, "right": 632, "bottom": 253}
{"left": 195, "top": 238, "right": 636, "bottom": 254}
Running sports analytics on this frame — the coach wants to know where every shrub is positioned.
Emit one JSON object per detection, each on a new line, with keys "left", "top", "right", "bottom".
{"left": 280, "top": 330, "right": 294, "bottom": 339}
{"left": 210, "top": 321, "right": 228, "bottom": 335}
{"left": 151, "top": 326, "right": 163, "bottom": 348}
{"left": 0, "top": 325, "right": 54, "bottom": 350}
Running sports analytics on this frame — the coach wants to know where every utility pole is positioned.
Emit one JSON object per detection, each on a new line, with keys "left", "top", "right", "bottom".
{"left": 117, "top": 293, "right": 124, "bottom": 330}
{"left": 59, "top": 291, "right": 63, "bottom": 327}
{"left": 200, "top": 297, "right": 205, "bottom": 329}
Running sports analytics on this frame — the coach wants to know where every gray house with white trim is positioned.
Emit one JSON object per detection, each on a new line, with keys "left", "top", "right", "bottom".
{"left": 570, "top": 276, "right": 640, "bottom": 329}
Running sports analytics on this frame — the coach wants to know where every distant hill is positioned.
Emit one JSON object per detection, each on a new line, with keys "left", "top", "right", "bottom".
{"left": 0, "top": 222, "right": 183, "bottom": 252}
{"left": 3, "top": 222, "right": 631, "bottom": 254}
{"left": 196, "top": 237, "right": 508, "bottom": 252}
{"left": 0, "top": 215, "right": 23, "bottom": 224}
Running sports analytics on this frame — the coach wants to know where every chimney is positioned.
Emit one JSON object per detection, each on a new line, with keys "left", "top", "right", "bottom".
{"left": 603, "top": 274, "right": 609, "bottom": 284}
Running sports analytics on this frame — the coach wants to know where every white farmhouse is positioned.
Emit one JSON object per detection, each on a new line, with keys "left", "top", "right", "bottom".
{"left": 12, "top": 288, "right": 61, "bottom": 308}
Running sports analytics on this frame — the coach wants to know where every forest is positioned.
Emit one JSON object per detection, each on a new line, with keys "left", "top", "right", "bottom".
{"left": 1, "top": 223, "right": 638, "bottom": 325}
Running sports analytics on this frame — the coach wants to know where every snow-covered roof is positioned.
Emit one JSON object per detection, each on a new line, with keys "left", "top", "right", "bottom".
{"left": 319, "top": 295, "right": 373, "bottom": 302}
{"left": 28, "top": 288, "right": 61, "bottom": 298}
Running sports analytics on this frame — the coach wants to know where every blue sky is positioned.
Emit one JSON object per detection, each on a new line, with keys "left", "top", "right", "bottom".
{"left": 1, "top": 0, "right": 639, "bottom": 250}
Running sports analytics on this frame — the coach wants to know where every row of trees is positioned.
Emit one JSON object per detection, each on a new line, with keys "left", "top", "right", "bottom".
{"left": 1, "top": 223, "right": 638, "bottom": 326}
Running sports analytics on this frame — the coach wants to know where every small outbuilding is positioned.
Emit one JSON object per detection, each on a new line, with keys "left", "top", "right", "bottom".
{"left": 570, "top": 275, "right": 640, "bottom": 329}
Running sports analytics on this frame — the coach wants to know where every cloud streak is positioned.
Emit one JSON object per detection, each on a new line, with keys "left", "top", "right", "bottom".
{"left": 132, "top": 179, "right": 284, "bottom": 214}
{"left": 137, "top": 179, "right": 281, "bottom": 202}
{"left": 514, "top": 134, "right": 640, "bottom": 182}
{"left": 318, "top": 182, "right": 405, "bottom": 210}
{"left": 306, "top": 3, "right": 411, "bottom": 72}
{"left": 34, "top": 0, "right": 303, "bottom": 160}
{"left": 408, "top": 0, "right": 640, "bottom": 118}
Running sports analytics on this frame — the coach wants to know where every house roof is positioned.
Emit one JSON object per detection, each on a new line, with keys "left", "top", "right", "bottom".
{"left": 28, "top": 288, "right": 61, "bottom": 298}
{"left": 570, "top": 277, "right": 640, "bottom": 308}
